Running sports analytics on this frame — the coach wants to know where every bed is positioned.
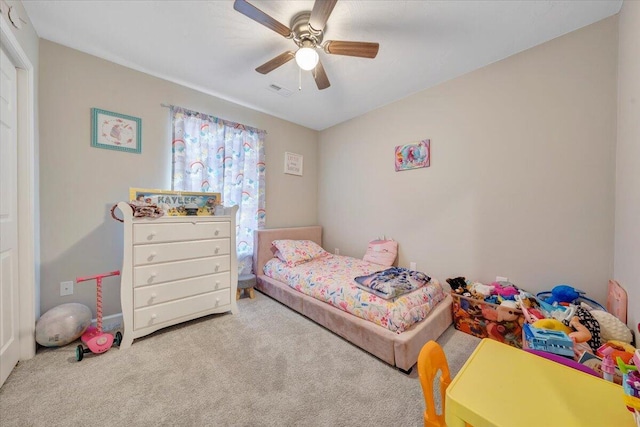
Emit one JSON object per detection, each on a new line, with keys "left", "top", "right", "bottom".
{"left": 253, "top": 226, "right": 453, "bottom": 372}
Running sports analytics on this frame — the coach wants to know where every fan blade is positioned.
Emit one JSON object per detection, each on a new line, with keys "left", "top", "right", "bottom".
{"left": 309, "top": 0, "right": 338, "bottom": 32}
{"left": 234, "top": 0, "right": 292, "bottom": 38}
{"left": 313, "top": 59, "right": 330, "bottom": 90}
{"left": 255, "top": 51, "right": 295, "bottom": 74}
{"left": 324, "top": 40, "right": 379, "bottom": 58}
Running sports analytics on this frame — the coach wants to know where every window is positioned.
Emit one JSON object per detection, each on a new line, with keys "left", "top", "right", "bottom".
{"left": 171, "top": 106, "right": 265, "bottom": 273}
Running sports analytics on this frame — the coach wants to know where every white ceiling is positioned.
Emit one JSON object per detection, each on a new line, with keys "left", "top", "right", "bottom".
{"left": 23, "top": 0, "right": 622, "bottom": 131}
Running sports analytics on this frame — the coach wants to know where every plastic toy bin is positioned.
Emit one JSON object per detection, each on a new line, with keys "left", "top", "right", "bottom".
{"left": 451, "top": 292, "right": 525, "bottom": 348}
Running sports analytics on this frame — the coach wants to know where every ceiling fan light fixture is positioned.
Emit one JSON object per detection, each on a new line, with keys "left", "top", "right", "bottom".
{"left": 295, "top": 46, "right": 319, "bottom": 70}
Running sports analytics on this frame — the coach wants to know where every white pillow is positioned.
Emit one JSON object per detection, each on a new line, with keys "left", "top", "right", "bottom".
{"left": 590, "top": 310, "right": 633, "bottom": 343}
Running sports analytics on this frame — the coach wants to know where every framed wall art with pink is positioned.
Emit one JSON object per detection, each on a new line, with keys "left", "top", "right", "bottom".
{"left": 395, "top": 139, "right": 430, "bottom": 171}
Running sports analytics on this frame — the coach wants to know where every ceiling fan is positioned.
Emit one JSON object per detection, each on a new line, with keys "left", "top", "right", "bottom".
{"left": 233, "top": 0, "right": 379, "bottom": 90}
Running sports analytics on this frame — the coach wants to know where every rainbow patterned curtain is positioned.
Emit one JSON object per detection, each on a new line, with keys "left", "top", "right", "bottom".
{"left": 171, "top": 106, "right": 266, "bottom": 271}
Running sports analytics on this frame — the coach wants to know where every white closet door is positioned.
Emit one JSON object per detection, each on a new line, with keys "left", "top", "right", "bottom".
{"left": 0, "top": 45, "right": 20, "bottom": 387}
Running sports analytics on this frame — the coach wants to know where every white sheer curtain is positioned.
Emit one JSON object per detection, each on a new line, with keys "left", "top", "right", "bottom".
{"left": 171, "top": 106, "right": 266, "bottom": 273}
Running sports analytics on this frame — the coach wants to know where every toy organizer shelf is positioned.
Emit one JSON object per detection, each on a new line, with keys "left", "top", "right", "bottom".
{"left": 117, "top": 202, "right": 238, "bottom": 349}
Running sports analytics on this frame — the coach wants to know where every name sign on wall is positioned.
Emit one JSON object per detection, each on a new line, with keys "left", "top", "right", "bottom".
{"left": 284, "top": 152, "right": 303, "bottom": 176}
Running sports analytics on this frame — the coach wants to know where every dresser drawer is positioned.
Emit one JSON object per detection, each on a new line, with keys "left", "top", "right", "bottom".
{"left": 134, "top": 289, "right": 231, "bottom": 330}
{"left": 134, "top": 238, "right": 230, "bottom": 266}
{"left": 134, "top": 255, "right": 230, "bottom": 287}
{"left": 133, "top": 221, "right": 230, "bottom": 244}
{"left": 134, "top": 272, "right": 230, "bottom": 308}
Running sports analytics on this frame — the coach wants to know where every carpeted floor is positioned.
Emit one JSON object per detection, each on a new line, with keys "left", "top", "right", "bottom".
{"left": 0, "top": 292, "right": 480, "bottom": 427}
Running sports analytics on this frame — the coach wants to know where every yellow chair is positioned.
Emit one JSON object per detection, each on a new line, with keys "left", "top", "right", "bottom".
{"left": 417, "top": 340, "right": 451, "bottom": 427}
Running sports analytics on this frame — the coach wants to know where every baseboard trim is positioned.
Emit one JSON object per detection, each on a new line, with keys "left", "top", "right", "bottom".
{"left": 91, "top": 312, "right": 123, "bottom": 332}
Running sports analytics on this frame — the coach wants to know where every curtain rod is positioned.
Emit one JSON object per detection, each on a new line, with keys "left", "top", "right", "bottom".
{"left": 160, "top": 103, "right": 266, "bottom": 135}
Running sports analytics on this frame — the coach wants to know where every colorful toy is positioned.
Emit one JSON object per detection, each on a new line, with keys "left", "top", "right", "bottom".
{"left": 35, "top": 303, "right": 91, "bottom": 347}
{"left": 75, "top": 270, "right": 122, "bottom": 361}
{"left": 492, "top": 281, "right": 519, "bottom": 298}
{"left": 597, "top": 340, "right": 636, "bottom": 364}
{"left": 516, "top": 293, "right": 546, "bottom": 323}
{"left": 532, "top": 318, "right": 572, "bottom": 335}
{"left": 545, "top": 284, "right": 582, "bottom": 304}
{"left": 616, "top": 355, "right": 640, "bottom": 423}
{"left": 523, "top": 323, "right": 574, "bottom": 358}
{"left": 598, "top": 344, "right": 616, "bottom": 382}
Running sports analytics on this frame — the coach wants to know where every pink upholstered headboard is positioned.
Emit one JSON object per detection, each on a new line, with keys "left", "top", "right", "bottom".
{"left": 253, "top": 226, "right": 323, "bottom": 276}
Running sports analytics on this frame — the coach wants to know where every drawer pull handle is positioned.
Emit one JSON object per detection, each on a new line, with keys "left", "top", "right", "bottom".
{"left": 215, "top": 264, "right": 220, "bottom": 272}
{"left": 214, "top": 247, "right": 220, "bottom": 254}
{"left": 151, "top": 292, "right": 157, "bottom": 298}
{"left": 215, "top": 281, "right": 220, "bottom": 289}
{"left": 214, "top": 230, "right": 220, "bottom": 236}
{"left": 148, "top": 252, "right": 157, "bottom": 260}
{"left": 151, "top": 314, "right": 157, "bottom": 320}
{"left": 148, "top": 232, "right": 156, "bottom": 240}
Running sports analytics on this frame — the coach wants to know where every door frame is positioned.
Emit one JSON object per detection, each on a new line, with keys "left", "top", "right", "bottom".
{"left": 1, "top": 15, "right": 37, "bottom": 361}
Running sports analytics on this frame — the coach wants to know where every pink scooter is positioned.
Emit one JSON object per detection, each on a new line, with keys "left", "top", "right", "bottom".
{"left": 75, "top": 270, "right": 122, "bottom": 361}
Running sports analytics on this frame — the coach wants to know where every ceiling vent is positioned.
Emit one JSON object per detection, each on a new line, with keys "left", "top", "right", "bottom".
{"left": 267, "top": 83, "right": 293, "bottom": 98}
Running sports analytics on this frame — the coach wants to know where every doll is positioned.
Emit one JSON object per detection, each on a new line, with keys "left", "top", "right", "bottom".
{"left": 567, "top": 306, "right": 602, "bottom": 355}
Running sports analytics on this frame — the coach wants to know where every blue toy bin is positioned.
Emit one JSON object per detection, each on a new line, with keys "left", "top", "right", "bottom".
{"left": 535, "top": 291, "right": 606, "bottom": 311}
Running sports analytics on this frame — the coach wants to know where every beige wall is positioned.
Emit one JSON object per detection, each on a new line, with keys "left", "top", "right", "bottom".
{"left": 38, "top": 40, "right": 318, "bottom": 317}
{"left": 319, "top": 17, "right": 618, "bottom": 305}
{"left": 615, "top": 1, "right": 640, "bottom": 343}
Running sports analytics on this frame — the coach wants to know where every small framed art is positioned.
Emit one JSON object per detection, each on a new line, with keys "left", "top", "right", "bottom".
{"left": 284, "top": 152, "right": 303, "bottom": 176}
{"left": 91, "top": 108, "right": 142, "bottom": 154}
{"left": 395, "top": 139, "right": 430, "bottom": 171}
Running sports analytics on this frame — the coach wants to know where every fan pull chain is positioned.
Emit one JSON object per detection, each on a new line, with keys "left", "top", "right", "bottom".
{"left": 298, "top": 67, "right": 302, "bottom": 91}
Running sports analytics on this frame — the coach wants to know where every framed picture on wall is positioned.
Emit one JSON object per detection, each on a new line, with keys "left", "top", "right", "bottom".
{"left": 284, "top": 152, "right": 303, "bottom": 176}
{"left": 395, "top": 139, "right": 430, "bottom": 171}
{"left": 91, "top": 108, "right": 142, "bottom": 154}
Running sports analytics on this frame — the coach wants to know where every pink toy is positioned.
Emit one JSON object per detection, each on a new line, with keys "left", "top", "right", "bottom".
{"left": 492, "top": 282, "right": 519, "bottom": 298}
{"left": 75, "top": 270, "right": 122, "bottom": 361}
{"left": 598, "top": 344, "right": 616, "bottom": 382}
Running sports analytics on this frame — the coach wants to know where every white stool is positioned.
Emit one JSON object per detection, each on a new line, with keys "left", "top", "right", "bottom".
{"left": 236, "top": 273, "right": 256, "bottom": 300}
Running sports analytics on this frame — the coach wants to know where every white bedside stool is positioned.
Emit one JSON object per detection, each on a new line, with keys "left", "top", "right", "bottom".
{"left": 236, "top": 273, "right": 256, "bottom": 300}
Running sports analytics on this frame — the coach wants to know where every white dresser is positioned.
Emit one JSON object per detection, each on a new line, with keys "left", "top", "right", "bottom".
{"left": 117, "top": 202, "right": 239, "bottom": 349}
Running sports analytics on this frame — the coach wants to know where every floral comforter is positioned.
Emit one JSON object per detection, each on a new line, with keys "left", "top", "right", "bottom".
{"left": 263, "top": 254, "right": 446, "bottom": 333}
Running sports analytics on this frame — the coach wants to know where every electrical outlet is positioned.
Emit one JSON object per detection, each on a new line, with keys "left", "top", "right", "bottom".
{"left": 410, "top": 262, "right": 417, "bottom": 270}
{"left": 334, "top": 248, "right": 340, "bottom": 255}
{"left": 60, "top": 281, "right": 74, "bottom": 296}
{"left": 496, "top": 276, "right": 509, "bottom": 283}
